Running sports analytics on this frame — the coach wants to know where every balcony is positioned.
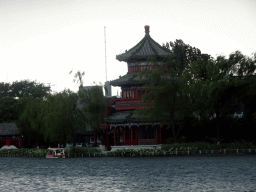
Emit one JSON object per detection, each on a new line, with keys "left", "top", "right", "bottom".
{"left": 115, "top": 98, "right": 145, "bottom": 110}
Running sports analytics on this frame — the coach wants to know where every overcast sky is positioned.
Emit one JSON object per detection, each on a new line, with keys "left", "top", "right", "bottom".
{"left": 1, "top": 0, "right": 256, "bottom": 95}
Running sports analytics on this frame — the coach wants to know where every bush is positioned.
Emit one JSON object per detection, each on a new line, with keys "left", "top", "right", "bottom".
{"left": 0, "top": 148, "right": 48, "bottom": 157}
{"left": 65, "top": 146, "right": 101, "bottom": 154}
{"left": 106, "top": 145, "right": 112, "bottom": 151}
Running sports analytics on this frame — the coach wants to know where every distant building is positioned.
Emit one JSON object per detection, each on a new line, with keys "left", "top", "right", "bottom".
{"left": 104, "top": 81, "right": 112, "bottom": 97}
{"left": 0, "top": 123, "right": 21, "bottom": 148}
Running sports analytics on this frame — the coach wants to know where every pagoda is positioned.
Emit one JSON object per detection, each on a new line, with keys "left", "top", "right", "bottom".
{"left": 102, "top": 25, "right": 171, "bottom": 146}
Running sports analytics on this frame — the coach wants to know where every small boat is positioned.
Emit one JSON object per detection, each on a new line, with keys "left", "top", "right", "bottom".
{"left": 46, "top": 148, "right": 65, "bottom": 158}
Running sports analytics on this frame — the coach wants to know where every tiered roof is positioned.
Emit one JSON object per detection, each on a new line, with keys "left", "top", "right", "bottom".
{"left": 0, "top": 123, "right": 20, "bottom": 136}
{"left": 116, "top": 25, "right": 171, "bottom": 62}
{"left": 105, "top": 111, "right": 146, "bottom": 124}
{"left": 110, "top": 73, "right": 147, "bottom": 87}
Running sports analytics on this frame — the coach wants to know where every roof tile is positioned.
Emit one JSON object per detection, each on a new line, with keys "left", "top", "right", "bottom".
{"left": 0, "top": 123, "right": 20, "bottom": 136}
{"left": 116, "top": 26, "right": 171, "bottom": 62}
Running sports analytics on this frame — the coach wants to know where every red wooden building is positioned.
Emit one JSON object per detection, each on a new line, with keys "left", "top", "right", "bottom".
{"left": 0, "top": 123, "right": 21, "bottom": 148}
{"left": 100, "top": 26, "right": 171, "bottom": 146}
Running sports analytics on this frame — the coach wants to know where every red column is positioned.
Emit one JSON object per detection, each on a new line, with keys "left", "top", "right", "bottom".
{"left": 137, "top": 126, "right": 139, "bottom": 144}
{"left": 135, "top": 126, "right": 138, "bottom": 145}
{"left": 114, "top": 128, "right": 117, "bottom": 146}
{"left": 159, "top": 125, "right": 162, "bottom": 144}
{"left": 130, "top": 127, "right": 133, "bottom": 145}
{"left": 6, "top": 140, "right": 10, "bottom": 146}
{"left": 118, "top": 128, "right": 120, "bottom": 145}
{"left": 94, "top": 131, "right": 97, "bottom": 147}
{"left": 123, "top": 127, "right": 126, "bottom": 145}
{"left": 18, "top": 139, "right": 20, "bottom": 148}
{"left": 156, "top": 127, "right": 158, "bottom": 144}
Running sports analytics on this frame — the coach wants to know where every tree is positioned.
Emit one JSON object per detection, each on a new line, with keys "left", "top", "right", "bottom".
{"left": 0, "top": 80, "right": 51, "bottom": 123}
{"left": 10, "top": 80, "right": 51, "bottom": 99}
{"left": 186, "top": 51, "right": 256, "bottom": 142}
{"left": 71, "top": 70, "right": 106, "bottom": 146}
{"left": 0, "top": 96, "right": 17, "bottom": 123}
{"left": 0, "top": 82, "right": 11, "bottom": 98}
{"left": 136, "top": 58, "right": 191, "bottom": 143}
{"left": 136, "top": 40, "right": 212, "bottom": 143}
{"left": 17, "top": 98, "right": 46, "bottom": 147}
{"left": 43, "top": 90, "right": 82, "bottom": 147}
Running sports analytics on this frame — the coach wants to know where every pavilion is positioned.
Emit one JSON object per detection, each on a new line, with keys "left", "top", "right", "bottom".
{"left": 100, "top": 25, "right": 171, "bottom": 147}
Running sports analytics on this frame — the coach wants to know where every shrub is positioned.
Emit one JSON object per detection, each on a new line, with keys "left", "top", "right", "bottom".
{"left": 106, "top": 145, "right": 112, "bottom": 151}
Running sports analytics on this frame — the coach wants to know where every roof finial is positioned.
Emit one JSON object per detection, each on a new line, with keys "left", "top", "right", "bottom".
{"left": 145, "top": 25, "right": 150, "bottom": 35}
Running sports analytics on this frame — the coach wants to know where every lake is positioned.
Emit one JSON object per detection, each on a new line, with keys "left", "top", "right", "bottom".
{"left": 0, "top": 155, "right": 256, "bottom": 191}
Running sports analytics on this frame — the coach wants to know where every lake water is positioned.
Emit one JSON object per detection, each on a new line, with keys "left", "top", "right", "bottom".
{"left": 0, "top": 155, "right": 256, "bottom": 191}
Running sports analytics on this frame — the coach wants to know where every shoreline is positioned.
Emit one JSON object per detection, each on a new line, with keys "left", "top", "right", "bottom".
{"left": 1, "top": 148, "right": 256, "bottom": 158}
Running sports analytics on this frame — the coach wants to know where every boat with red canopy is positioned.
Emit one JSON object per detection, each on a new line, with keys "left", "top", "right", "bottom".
{"left": 46, "top": 148, "right": 65, "bottom": 158}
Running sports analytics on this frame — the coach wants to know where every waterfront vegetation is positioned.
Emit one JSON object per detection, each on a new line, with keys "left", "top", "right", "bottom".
{"left": 0, "top": 148, "right": 48, "bottom": 157}
{"left": 161, "top": 141, "right": 256, "bottom": 151}
{"left": 107, "top": 142, "right": 256, "bottom": 157}
{"left": 0, "top": 146, "right": 101, "bottom": 157}
{"left": 65, "top": 146, "right": 101, "bottom": 154}
{"left": 1, "top": 142, "right": 256, "bottom": 157}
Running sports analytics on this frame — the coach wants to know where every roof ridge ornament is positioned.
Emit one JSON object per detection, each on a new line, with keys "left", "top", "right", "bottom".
{"left": 145, "top": 25, "right": 150, "bottom": 35}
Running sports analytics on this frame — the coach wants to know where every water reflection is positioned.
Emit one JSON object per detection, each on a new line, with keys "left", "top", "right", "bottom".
{"left": 0, "top": 155, "right": 255, "bottom": 191}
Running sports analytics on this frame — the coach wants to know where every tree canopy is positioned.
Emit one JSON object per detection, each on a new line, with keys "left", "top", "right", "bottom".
{"left": 0, "top": 80, "right": 51, "bottom": 123}
{"left": 137, "top": 40, "right": 256, "bottom": 143}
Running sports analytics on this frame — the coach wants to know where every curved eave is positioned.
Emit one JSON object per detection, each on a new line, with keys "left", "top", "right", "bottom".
{"left": 110, "top": 73, "right": 148, "bottom": 87}
{"left": 110, "top": 80, "right": 147, "bottom": 87}
{"left": 116, "top": 35, "right": 171, "bottom": 62}
{"left": 105, "top": 116, "right": 151, "bottom": 124}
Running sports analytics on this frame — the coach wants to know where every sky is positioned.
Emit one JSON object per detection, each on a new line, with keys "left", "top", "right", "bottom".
{"left": 1, "top": 0, "right": 256, "bottom": 95}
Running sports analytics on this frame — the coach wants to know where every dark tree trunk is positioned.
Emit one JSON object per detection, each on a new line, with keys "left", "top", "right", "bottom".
{"left": 72, "top": 133, "right": 77, "bottom": 146}
{"left": 215, "top": 105, "right": 220, "bottom": 144}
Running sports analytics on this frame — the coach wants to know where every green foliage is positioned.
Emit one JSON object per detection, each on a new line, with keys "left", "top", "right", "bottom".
{"left": 0, "top": 82, "right": 11, "bottom": 98}
{"left": 0, "top": 148, "right": 48, "bottom": 157}
{"left": 0, "top": 80, "right": 51, "bottom": 124}
{"left": 65, "top": 146, "right": 100, "bottom": 154}
{"left": 106, "top": 145, "right": 112, "bottom": 151}
{"left": 9, "top": 80, "right": 51, "bottom": 99}
{"left": 0, "top": 97, "right": 17, "bottom": 122}
{"left": 71, "top": 70, "right": 106, "bottom": 145}
{"left": 161, "top": 142, "right": 256, "bottom": 151}
{"left": 138, "top": 39, "right": 256, "bottom": 143}
{"left": 136, "top": 40, "right": 209, "bottom": 143}
{"left": 43, "top": 90, "right": 82, "bottom": 144}
{"left": 17, "top": 98, "right": 46, "bottom": 145}
{"left": 78, "top": 85, "right": 106, "bottom": 130}
{"left": 16, "top": 89, "right": 85, "bottom": 147}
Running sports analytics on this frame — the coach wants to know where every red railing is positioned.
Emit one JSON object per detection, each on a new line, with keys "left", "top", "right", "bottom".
{"left": 116, "top": 98, "right": 141, "bottom": 105}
